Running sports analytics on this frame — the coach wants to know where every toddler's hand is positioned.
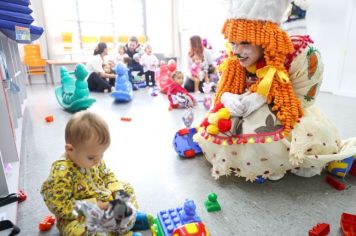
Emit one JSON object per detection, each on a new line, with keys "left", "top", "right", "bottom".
{"left": 97, "top": 200, "right": 109, "bottom": 210}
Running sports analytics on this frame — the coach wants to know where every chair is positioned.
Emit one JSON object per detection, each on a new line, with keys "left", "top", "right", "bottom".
{"left": 137, "top": 35, "right": 146, "bottom": 44}
{"left": 118, "top": 35, "right": 129, "bottom": 44}
{"left": 61, "top": 32, "right": 73, "bottom": 52}
{"left": 23, "top": 44, "right": 47, "bottom": 84}
{"left": 99, "top": 36, "right": 114, "bottom": 51}
{"left": 81, "top": 36, "right": 98, "bottom": 55}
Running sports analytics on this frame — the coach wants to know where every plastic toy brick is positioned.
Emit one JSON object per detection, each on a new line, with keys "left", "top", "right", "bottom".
{"left": 327, "top": 156, "right": 355, "bottom": 177}
{"left": 255, "top": 176, "right": 266, "bottom": 184}
{"left": 308, "top": 223, "right": 330, "bottom": 236}
{"left": 17, "top": 190, "right": 27, "bottom": 203}
{"left": 45, "top": 115, "right": 54, "bottom": 123}
{"left": 156, "top": 199, "right": 201, "bottom": 236}
{"left": 341, "top": 212, "right": 356, "bottom": 236}
{"left": 204, "top": 192, "right": 221, "bottom": 212}
{"left": 120, "top": 117, "right": 132, "bottom": 122}
{"left": 325, "top": 175, "right": 345, "bottom": 191}
{"left": 173, "top": 128, "right": 202, "bottom": 158}
{"left": 172, "top": 222, "right": 210, "bottom": 236}
{"left": 350, "top": 156, "right": 356, "bottom": 176}
{"left": 39, "top": 215, "right": 55, "bottom": 231}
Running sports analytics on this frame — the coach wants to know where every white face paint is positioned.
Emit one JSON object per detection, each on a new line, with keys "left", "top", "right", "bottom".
{"left": 230, "top": 42, "right": 264, "bottom": 68}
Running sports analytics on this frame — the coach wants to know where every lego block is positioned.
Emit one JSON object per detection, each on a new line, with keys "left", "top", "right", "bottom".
{"left": 45, "top": 115, "right": 54, "bottom": 123}
{"left": 156, "top": 199, "right": 201, "bottom": 236}
{"left": 172, "top": 222, "right": 210, "bottom": 236}
{"left": 341, "top": 212, "right": 356, "bottom": 236}
{"left": 255, "top": 176, "right": 266, "bottom": 184}
{"left": 327, "top": 156, "right": 355, "bottom": 177}
{"left": 204, "top": 193, "right": 221, "bottom": 212}
{"left": 39, "top": 215, "right": 55, "bottom": 231}
{"left": 120, "top": 117, "right": 132, "bottom": 122}
{"left": 325, "top": 175, "right": 345, "bottom": 191}
{"left": 173, "top": 128, "right": 202, "bottom": 158}
{"left": 308, "top": 223, "right": 330, "bottom": 236}
{"left": 350, "top": 156, "right": 356, "bottom": 176}
{"left": 17, "top": 190, "right": 27, "bottom": 203}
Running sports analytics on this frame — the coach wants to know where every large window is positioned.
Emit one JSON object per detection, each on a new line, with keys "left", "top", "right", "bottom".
{"left": 42, "top": 0, "right": 145, "bottom": 58}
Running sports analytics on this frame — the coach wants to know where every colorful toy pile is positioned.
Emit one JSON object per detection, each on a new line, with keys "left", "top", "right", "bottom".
{"left": 150, "top": 199, "right": 209, "bottom": 236}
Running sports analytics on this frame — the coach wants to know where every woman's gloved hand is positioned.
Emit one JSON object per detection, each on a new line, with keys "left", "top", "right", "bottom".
{"left": 240, "top": 92, "right": 266, "bottom": 117}
{"left": 221, "top": 92, "right": 245, "bottom": 117}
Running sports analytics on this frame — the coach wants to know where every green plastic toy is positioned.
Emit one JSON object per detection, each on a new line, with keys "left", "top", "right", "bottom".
{"left": 204, "top": 192, "right": 221, "bottom": 212}
{"left": 55, "top": 64, "right": 96, "bottom": 112}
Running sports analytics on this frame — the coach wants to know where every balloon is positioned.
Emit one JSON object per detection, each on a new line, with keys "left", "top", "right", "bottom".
{"left": 182, "top": 108, "right": 194, "bottom": 128}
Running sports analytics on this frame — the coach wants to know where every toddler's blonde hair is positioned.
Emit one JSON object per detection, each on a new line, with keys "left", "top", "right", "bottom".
{"left": 65, "top": 111, "right": 110, "bottom": 147}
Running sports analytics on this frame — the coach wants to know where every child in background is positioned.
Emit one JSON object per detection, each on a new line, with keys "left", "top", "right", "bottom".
{"left": 167, "top": 71, "right": 196, "bottom": 109}
{"left": 140, "top": 43, "right": 159, "bottom": 87}
{"left": 41, "top": 111, "right": 152, "bottom": 235}
{"left": 116, "top": 44, "right": 129, "bottom": 64}
{"left": 190, "top": 54, "right": 209, "bottom": 93}
{"left": 102, "top": 63, "right": 116, "bottom": 87}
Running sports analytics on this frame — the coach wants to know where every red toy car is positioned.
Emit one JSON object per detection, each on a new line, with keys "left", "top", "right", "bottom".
{"left": 172, "top": 222, "right": 210, "bottom": 236}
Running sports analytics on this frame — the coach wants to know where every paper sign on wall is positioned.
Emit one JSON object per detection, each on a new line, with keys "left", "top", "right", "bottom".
{"left": 15, "top": 26, "right": 30, "bottom": 41}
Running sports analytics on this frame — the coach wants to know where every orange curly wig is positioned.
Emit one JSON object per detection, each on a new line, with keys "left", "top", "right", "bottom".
{"left": 215, "top": 19, "right": 303, "bottom": 134}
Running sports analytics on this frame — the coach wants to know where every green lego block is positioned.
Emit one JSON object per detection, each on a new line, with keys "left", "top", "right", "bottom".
{"left": 204, "top": 192, "right": 221, "bottom": 212}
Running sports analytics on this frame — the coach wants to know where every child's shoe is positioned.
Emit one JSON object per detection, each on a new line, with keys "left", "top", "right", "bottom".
{"left": 132, "top": 212, "right": 154, "bottom": 231}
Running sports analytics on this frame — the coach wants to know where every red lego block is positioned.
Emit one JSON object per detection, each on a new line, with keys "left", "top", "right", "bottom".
{"left": 178, "top": 128, "right": 190, "bottom": 136}
{"left": 350, "top": 160, "right": 356, "bottom": 176}
{"left": 341, "top": 212, "right": 356, "bottom": 236}
{"left": 17, "top": 190, "right": 27, "bottom": 203}
{"left": 308, "top": 223, "right": 330, "bottom": 236}
{"left": 325, "top": 175, "right": 345, "bottom": 191}
{"left": 45, "top": 115, "right": 54, "bottom": 123}
{"left": 120, "top": 117, "right": 132, "bottom": 122}
{"left": 39, "top": 215, "right": 55, "bottom": 231}
{"left": 183, "top": 149, "right": 196, "bottom": 158}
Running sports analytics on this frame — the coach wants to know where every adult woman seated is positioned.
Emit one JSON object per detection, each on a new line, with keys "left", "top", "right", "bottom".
{"left": 87, "top": 42, "right": 116, "bottom": 93}
{"left": 184, "top": 35, "right": 214, "bottom": 93}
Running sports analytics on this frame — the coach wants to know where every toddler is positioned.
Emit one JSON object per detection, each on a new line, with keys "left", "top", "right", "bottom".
{"left": 167, "top": 71, "right": 196, "bottom": 109}
{"left": 140, "top": 43, "right": 159, "bottom": 87}
{"left": 41, "top": 111, "right": 152, "bottom": 235}
{"left": 190, "top": 54, "right": 208, "bottom": 93}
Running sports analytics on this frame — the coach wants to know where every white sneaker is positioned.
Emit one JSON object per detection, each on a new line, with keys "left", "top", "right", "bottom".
{"left": 268, "top": 173, "right": 285, "bottom": 181}
{"left": 291, "top": 167, "right": 321, "bottom": 178}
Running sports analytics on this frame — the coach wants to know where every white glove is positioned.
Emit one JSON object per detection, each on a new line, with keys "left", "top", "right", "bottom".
{"left": 221, "top": 92, "right": 245, "bottom": 117}
{"left": 240, "top": 92, "right": 266, "bottom": 117}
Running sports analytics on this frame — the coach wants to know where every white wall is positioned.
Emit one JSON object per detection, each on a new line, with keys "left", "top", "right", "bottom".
{"left": 307, "top": 0, "right": 356, "bottom": 97}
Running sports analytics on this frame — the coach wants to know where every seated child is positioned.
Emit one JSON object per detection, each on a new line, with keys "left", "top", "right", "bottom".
{"left": 41, "top": 111, "right": 152, "bottom": 236}
{"left": 190, "top": 54, "right": 209, "bottom": 93}
{"left": 103, "top": 63, "right": 116, "bottom": 87}
{"left": 114, "top": 44, "right": 129, "bottom": 65}
{"left": 167, "top": 71, "right": 196, "bottom": 109}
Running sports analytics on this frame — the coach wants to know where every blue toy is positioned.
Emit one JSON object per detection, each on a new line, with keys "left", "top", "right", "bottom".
{"left": 255, "top": 176, "right": 266, "bottom": 184}
{"left": 111, "top": 64, "right": 133, "bottom": 102}
{"left": 55, "top": 64, "right": 96, "bottom": 112}
{"left": 173, "top": 128, "right": 202, "bottom": 158}
{"left": 327, "top": 155, "right": 356, "bottom": 177}
{"left": 152, "top": 199, "right": 201, "bottom": 236}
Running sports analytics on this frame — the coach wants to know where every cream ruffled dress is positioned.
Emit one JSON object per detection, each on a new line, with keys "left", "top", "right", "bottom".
{"left": 194, "top": 36, "right": 356, "bottom": 181}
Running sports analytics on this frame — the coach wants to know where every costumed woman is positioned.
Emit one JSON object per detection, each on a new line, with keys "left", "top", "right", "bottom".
{"left": 193, "top": 0, "right": 356, "bottom": 181}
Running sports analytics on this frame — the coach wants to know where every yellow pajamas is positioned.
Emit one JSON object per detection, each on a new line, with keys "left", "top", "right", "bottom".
{"left": 41, "top": 158, "right": 138, "bottom": 235}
